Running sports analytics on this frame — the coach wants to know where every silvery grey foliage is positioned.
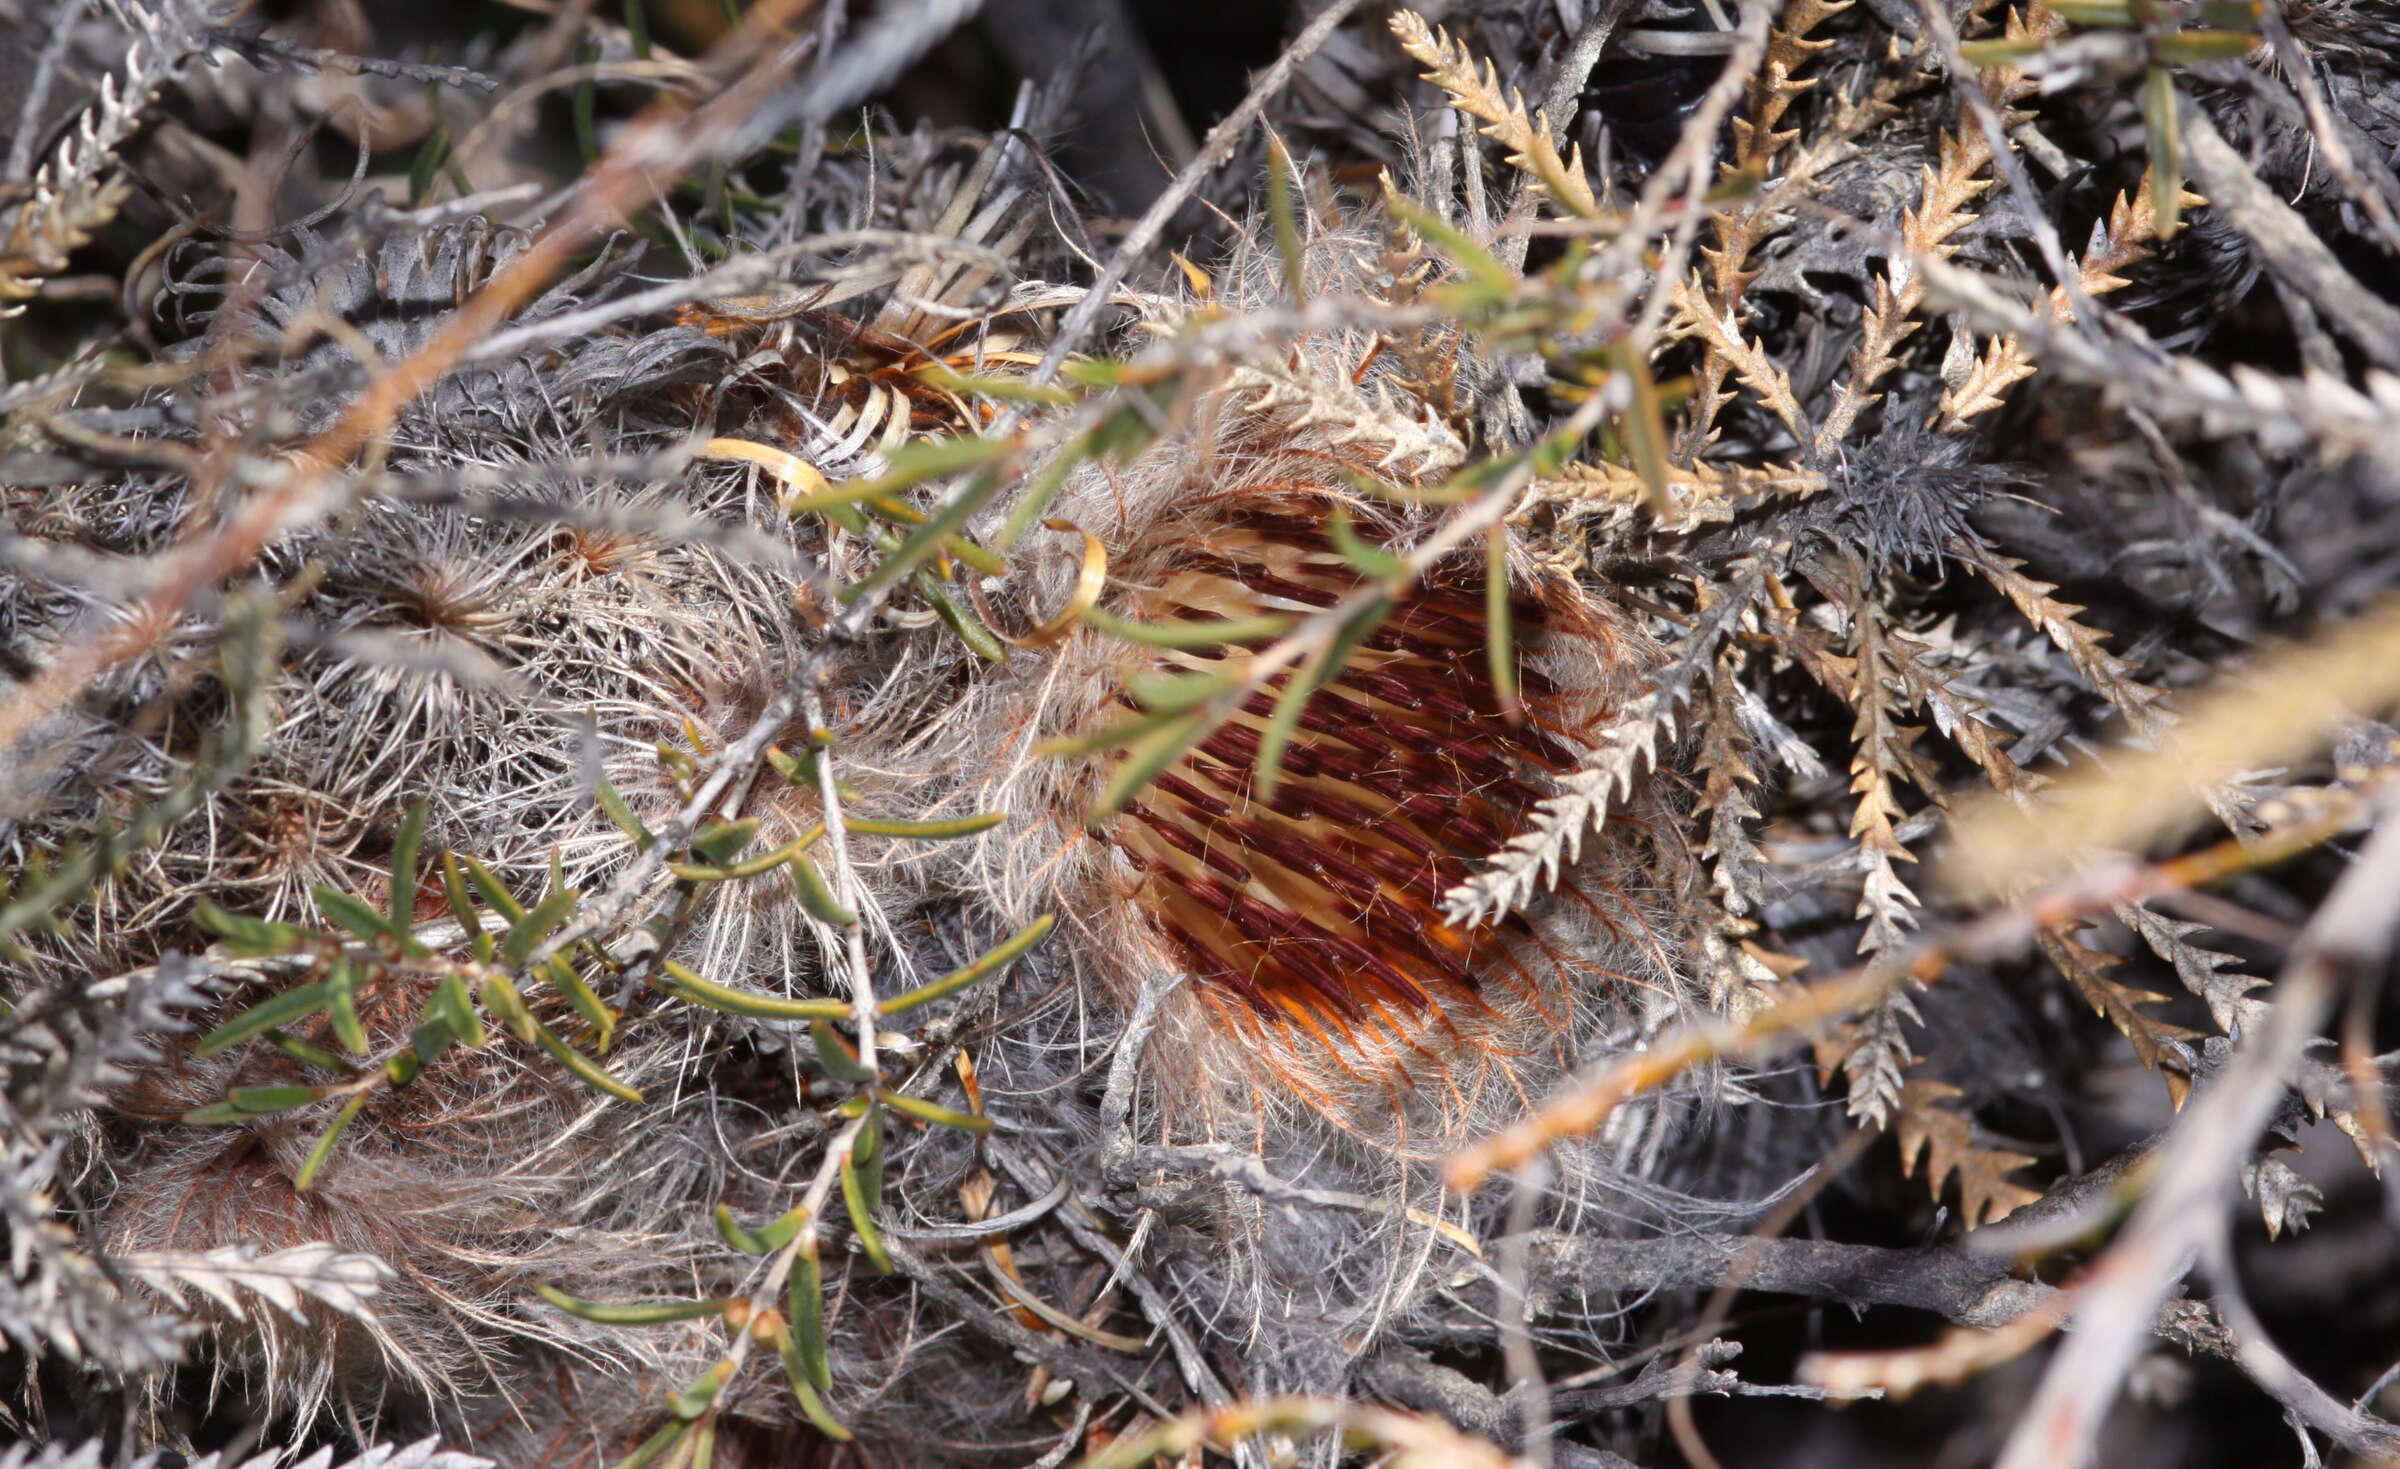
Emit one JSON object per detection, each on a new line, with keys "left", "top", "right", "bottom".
{"left": 0, "top": 959, "right": 210, "bottom": 1374}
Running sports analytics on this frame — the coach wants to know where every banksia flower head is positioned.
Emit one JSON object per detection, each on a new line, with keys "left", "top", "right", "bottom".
{"left": 987, "top": 222, "right": 1685, "bottom": 1152}
{"left": 1077, "top": 490, "right": 1656, "bottom": 1124}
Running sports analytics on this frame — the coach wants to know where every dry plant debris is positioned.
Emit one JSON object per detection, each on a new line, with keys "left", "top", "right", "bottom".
{"left": 1, "top": 0, "right": 2398, "bottom": 1465}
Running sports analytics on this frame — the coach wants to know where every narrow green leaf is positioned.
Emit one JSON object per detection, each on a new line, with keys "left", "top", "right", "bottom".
{"left": 433, "top": 970, "right": 486, "bottom": 1049}
{"left": 314, "top": 888, "right": 391, "bottom": 946}
{"left": 670, "top": 830, "right": 823, "bottom": 882}
{"left": 2144, "top": 66, "right": 2183, "bottom": 240}
{"left": 788, "top": 851, "right": 860, "bottom": 927}
{"left": 191, "top": 901, "right": 305, "bottom": 957}
{"left": 501, "top": 886, "right": 579, "bottom": 969}
{"left": 264, "top": 1030, "right": 355, "bottom": 1075}
{"left": 572, "top": 38, "right": 600, "bottom": 164}
{"left": 1485, "top": 523, "right": 1522, "bottom": 722}
{"left": 996, "top": 431, "right": 1090, "bottom": 552}
{"left": 594, "top": 777, "right": 654, "bottom": 847}
{"left": 809, "top": 1018, "right": 877, "bottom": 1083}
{"left": 785, "top": 434, "right": 1015, "bottom": 515}
{"left": 853, "top": 1100, "right": 885, "bottom": 1204}
{"left": 689, "top": 818, "right": 759, "bottom": 866}
{"left": 460, "top": 855, "right": 528, "bottom": 924}
{"left": 327, "top": 957, "right": 369, "bottom": 1056}
{"left": 788, "top": 1230, "right": 833, "bottom": 1390}
{"left": 863, "top": 495, "right": 1009, "bottom": 576}
{"left": 1126, "top": 669, "right": 1244, "bottom": 715}
{"left": 668, "top": 1361, "right": 733, "bottom": 1420}
{"left": 917, "top": 574, "right": 1008, "bottom": 662}
{"left": 2152, "top": 28, "right": 2257, "bottom": 61}
{"left": 754, "top": 1208, "right": 805, "bottom": 1253}
{"left": 1611, "top": 342, "right": 1672, "bottom": 512}
{"left": 534, "top": 1019, "right": 644, "bottom": 1103}
{"left": 712, "top": 1205, "right": 767, "bottom": 1254}
{"left": 294, "top": 1092, "right": 369, "bottom": 1191}
{"left": 196, "top": 981, "right": 333, "bottom": 1057}
{"left": 408, "top": 1015, "right": 455, "bottom": 1070}
{"left": 877, "top": 1089, "right": 994, "bottom": 1132}
{"left": 477, "top": 974, "right": 541, "bottom": 1045}
{"left": 1252, "top": 659, "right": 1321, "bottom": 805}
{"left": 879, "top": 914, "right": 1055, "bottom": 1016}
{"left": 438, "top": 853, "right": 495, "bottom": 963}
{"left": 622, "top": 0, "right": 652, "bottom": 58}
{"left": 1090, "top": 708, "right": 1215, "bottom": 821}
{"left": 545, "top": 954, "right": 617, "bottom": 1051}
{"left": 1387, "top": 197, "right": 1513, "bottom": 295}
{"left": 230, "top": 1084, "right": 325, "bottom": 1114}
{"left": 839, "top": 466, "right": 1009, "bottom": 605}
{"left": 839, "top": 1149, "right": 894, "bottom": 1274}
{"left": 1265, "top": 130, "right": 1308, "bottom": 302}
{"left": 1325, "top": 505, "right": 1404, "bottom": 579}
{"left": 535, "top": 1285, "right": 729, "bottom": 1325}
{"left": 1035, "top": 701, "right": 1198, "bottom": 762}
{"left": 606, "top": 1423, "right": 684, "bottom": 1469}
{"left": 1081, "top": 604, "right": 1292, "bottom": 649}
{"left": 658, "top": 960, "right": 849, "bottom": 1021}
{"left": 839, "top": 811, "right": 1006, "bottom": 840}
{"left": 387, "top": 803, "right": 427, "bottom": 933}
{"left": 914, "top": 364, "right": 1075, "bottom": 406}
{"left": 780, "top": 1320, "right": 850, "bottom": 1440}
{"left": 407, "top": 126, "right": 450, "bottom": 207}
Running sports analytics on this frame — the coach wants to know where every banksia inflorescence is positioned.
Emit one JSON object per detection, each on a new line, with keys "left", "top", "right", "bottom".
{"left": 7, "top": 1, "right": 2400, "bottom": 1466}
{"left": 1072, "top": 487, "right": 1657, "bottom": 1121}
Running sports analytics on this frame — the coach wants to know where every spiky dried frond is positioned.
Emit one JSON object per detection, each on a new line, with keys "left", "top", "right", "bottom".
{"left": 1892, "top": 1080, "right": 2042, "bottom": 1227}
{"left": 0, "top": 2, "right": 224, "bottom": 312}
{"left": 1520, "top": 457, "right": 1826, "bottom": 534}
{"left": 2038, "top": 924, "right": 2202, "bottom": 1106}
{"left": 1937, "top": 178, "right": 2204, "bottom": 429}
{"left": 1388, "top": 11, "right": 1604, "bottom": 221}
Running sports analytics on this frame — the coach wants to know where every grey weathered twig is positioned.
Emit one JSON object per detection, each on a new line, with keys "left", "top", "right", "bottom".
{"left": 1995, "top": 794, "right": 2400, "bottom": 1469}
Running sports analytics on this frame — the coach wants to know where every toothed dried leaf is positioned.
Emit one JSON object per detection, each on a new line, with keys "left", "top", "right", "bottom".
{"left": 1389, "top": 12, "right": 1605, "bottom": 221}
{"left": 2039, "top": 925, "right": 2202, "bottom": 1104}
{"left": 1893, "top": 1081, "right": 2042, "bottom": 1227}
